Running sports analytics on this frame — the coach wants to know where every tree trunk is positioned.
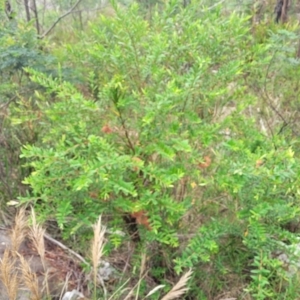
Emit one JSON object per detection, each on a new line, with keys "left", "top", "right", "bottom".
{"left": 24, "top": 0, "right": 31, "bottom": 22}
{"left": 275, "top": 0, "right": 289, "bottom": 23}
{"left": 31, "top": 0, "right": 40, "bottom": 34}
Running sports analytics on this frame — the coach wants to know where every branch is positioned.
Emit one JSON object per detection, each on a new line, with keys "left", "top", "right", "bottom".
{"left": 39, "top": 0, "right": 83, "bottom": 39}
{"left": 44, "top": 232, "right": 89, "bottom": 265}
{"left": 0, "top": 95, "right": 17, "bottom": 110}
{"left": 200, "top": 0, "right": 226, "bottom": 12}
{"left": 263, "top": 48, "right": 297, "bottom": 137}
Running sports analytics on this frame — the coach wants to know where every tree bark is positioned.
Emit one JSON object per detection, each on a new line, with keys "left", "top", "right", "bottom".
{"left": 24, "top": 0, "right": 31, "bottom": 22}
{"left": 275, "top": 0, "right": 289, "bottom": 23}
{"left": 31, "top": 0, "right": 40, "bottom": 34}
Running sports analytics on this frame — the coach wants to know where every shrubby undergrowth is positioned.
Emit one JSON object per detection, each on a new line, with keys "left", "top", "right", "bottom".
{"left": 2, "top": 1, "right": 300, "bottom": 298}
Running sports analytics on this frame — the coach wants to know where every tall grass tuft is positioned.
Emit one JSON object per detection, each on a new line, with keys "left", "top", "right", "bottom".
{"left": 29, "top": 208, "right": 46, "bottom": 267}
{"left": 0, "top": 250, "right": 19, "bottom": 300}
{"left": 160, "top": 269, "right": 193, "bottom": 300}
{"left": 29, "top": 207, "right": 50, "bottom": 296}
{"left": 18, "top": 253, "right": 41, "bottom": 300}
{"left": 91, "top": 215, "right": 107, "bottom": 299}
{"left": 10, "top": 207, "right": 27, "bottom": 255}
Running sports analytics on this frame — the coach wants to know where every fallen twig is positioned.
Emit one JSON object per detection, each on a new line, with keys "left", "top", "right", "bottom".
{"left": 44, "top": 233, "right": 88, "bottom": 265}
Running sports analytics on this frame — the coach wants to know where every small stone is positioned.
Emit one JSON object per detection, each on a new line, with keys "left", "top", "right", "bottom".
{"left": 62, "top": 290, "right": 85, "bottom": 300}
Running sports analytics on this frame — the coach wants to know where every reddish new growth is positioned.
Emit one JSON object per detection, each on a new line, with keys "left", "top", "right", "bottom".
{"left": 198, "top": 156, "right": 211, "bottom": 169}
{"left": 101, "top": 124, "right": 113, "bottom": 134}
{"left": 131, "top": 210, "right": 152, "bottom": 231}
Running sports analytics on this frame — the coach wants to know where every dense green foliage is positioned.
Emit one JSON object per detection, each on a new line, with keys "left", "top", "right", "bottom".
{"left": 2, "top": 0, "right": 300, "bottom": 299}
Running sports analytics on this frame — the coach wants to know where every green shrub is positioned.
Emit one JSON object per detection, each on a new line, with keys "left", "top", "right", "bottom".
{"left": 15, "top": 1, "right": 300, "bottom": 298}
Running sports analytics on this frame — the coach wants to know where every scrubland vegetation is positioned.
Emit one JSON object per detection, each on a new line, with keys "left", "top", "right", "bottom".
{"left": 1, "top": 0, "right": 300, "bottom": 299}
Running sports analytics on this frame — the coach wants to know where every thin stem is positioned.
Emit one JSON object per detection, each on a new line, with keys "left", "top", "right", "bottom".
{"left": 39, "top": 0, "right": 83, "bottom": 39}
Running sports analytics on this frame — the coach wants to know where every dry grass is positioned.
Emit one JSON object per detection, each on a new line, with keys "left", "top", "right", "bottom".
{"left": 0, "top": 250, "right": 19, "bottom": 300}
{"left": 119, "top": 255, "right": 192, "bottom": 300}
{"left": 29, "top": 207, "right": 46, "bottom": 265}
{"left": 0, "top": 207, "right": 49, "bottom": 300}
{"left": 122, "top": 252, "right": 148, "bottom": 300}
{"left": 91, "top": 216, "right": 106, "bottom": 271}
{"left": 10, "top": 206, "right": 27, "bottom": 255}
{"left": 0, "top": 210, "right": 193, "bottom": 300}
{"left": 91, "top": 215, "right": 107, "bottom": 298}
{"left": 18, "top": 254, "right": 41, "bottom": 300}
{"left": 30, "top": 209, "right": 45, "bottom": 262}
{"left": 160, "top": 269, "right": 193, "bottom": 300}
{"left": 29, "top": 207, "right": 50, "bottom": 296}
{"left": 89, "top": 216, "right": 192, "bottom": 300}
